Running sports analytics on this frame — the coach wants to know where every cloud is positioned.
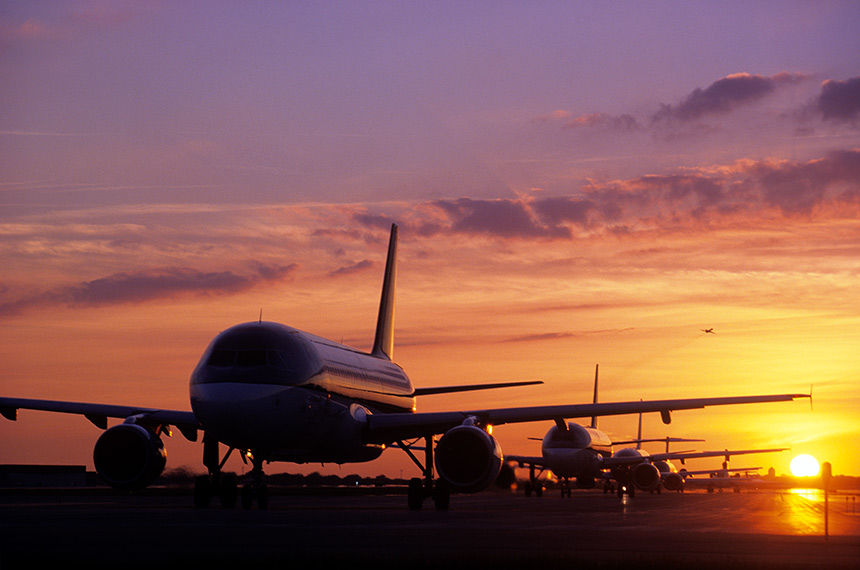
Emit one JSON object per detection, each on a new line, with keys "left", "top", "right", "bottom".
{"left": 562, "top": 112, "right": 642, "bottom": 132}
{"left": 431, "top": 198, "right": 571, "bottom": 238}
{"left": 653, "top": 72, "right": 802, "bottom": 123}
{"left": 817, "top": 77, "right": 860, "bottom": 122}
{"left": 749, "top": 148, "right": 860, "bottom": 213}
{"left": 0, "top": 263, "right": 297, "bottom": 317}
{"left": 413, "top": 149, "right": 860, "bottom": 240}
{"left": 535, "top": 72, "right": 807, "bottom": 137}
{"left": 328, "top": 259, "right": 374, "bottom": 277}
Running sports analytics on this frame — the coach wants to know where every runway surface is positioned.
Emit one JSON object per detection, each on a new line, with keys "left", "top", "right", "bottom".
{"left": 1, "top": 487, "right": 858, "bottom": 569}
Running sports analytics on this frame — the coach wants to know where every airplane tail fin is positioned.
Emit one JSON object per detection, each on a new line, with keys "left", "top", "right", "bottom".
{"left": 371, "top": 224, "right": 398, "bottom": 360}
{"left": 590, "top": 364, "right": 599, "bottom": 429}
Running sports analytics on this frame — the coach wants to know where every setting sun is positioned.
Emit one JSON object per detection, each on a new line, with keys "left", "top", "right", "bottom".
{"left": 790, "top": 454, "right": 820, "bottom": 477}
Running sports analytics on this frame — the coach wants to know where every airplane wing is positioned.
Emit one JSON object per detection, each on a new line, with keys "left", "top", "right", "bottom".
{"left": 0, "top": 397, "right": 200, "bottom": 441}
{"left": 365, "top": 393, "right": 808, "bottom": 443}
{"left": 413, "top": 380, "right": 543, "bottom": 396}
{"left": 505, "top": 455, "right": 546, "bottom": 468}
{"left": 680, "top": 466, "right": 762, "bottom": 477}
{"left": 602, "top": 447, "right": 788, "bottom": 468}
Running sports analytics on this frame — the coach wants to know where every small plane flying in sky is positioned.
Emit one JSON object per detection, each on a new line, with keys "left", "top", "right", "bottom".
{"left": 508, "top": 366, "right": 790, "bottom": 497}
{"left": 702, "top": 328, "right": 715, "bottom": 334}
{"left": 0, "top": 225, "right": 808, "bottom": 510}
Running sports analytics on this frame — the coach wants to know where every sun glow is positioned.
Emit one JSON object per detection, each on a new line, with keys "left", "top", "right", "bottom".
{"left": 790, "top": 454, "right": 820, "bottom": 477}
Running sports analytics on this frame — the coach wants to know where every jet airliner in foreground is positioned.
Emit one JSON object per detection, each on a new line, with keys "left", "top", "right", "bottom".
{"left": 1, "top": 225, "right": 809, "bottom": 509}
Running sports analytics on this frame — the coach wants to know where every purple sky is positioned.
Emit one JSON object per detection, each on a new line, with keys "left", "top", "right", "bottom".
{"left": 1, "top": 2, "right": 859, "bottom": 477}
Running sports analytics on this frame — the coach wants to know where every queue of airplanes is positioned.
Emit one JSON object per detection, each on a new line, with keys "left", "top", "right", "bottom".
{"left": 507, "top": 366, "right": 790, "bottom": 497}
{"left": 0, "top": 224, "right": 810, "bottom": 510}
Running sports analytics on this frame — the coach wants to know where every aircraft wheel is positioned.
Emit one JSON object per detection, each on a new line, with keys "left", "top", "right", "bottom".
{"left": 241, "top": 484, "right": 254, "bottom": 509}
{"left": 535, "top": 485, "right": 543, "bottom": 497}
{"left": 407, "top": 478, "right": 424, "bottom": 510}
{"left": 257, "top": 484, "right": 269, "bottom": 510}
{"left": 219, "top": 474, "right": 238, "bottom": 509}
{"left": 524, "top": 481, "right": 532, "bottom": 497}
{"left": 194, "top": 475, "right": 212, "bottom": 509}
{"left": 433, "top": 480, "right": 450, "bottom": 511}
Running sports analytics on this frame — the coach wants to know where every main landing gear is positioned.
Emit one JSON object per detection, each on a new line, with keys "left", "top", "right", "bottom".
{"left": 193, "top": 433, "right": 268, "bottom": 509}
{"left": 398, "top": 435, "right": 450, "bottom": 510}
{"left": 522, "top": 463, "right": 545, "bottom": 498}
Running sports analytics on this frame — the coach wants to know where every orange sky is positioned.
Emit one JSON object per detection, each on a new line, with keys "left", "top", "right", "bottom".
{"left": 1, "top": 3, "right": 859, "bottom": 479}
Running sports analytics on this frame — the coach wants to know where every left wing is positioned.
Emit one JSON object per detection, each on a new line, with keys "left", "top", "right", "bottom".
{"left": 366, "top": 392, "right": 809, "bottom": 443}
{"left": 0, "top": 397, "right": 200, "bottom": 441}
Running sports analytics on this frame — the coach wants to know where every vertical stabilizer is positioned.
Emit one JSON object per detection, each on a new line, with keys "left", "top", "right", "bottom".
{"left": 371, "top": 224, "right": 398, "bottom": 360}
{"left": 590, "top": 364, "right": 599, "bottom": 429}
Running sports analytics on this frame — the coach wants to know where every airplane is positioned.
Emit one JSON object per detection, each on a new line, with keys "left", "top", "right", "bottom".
{"left": 0, "top": 224, "right": 809, "bottom": 510}
{"left": 508, "top": 366, "right": 790, "bottom": 498}
{"left": 679, "top": 465, "right": 775, "bottom": 493}
{"left": 702, "top": 328, "right": 715, "bottom": 334}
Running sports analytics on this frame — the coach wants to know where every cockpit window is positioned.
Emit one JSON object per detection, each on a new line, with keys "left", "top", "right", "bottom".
{"left": 266, "top": 350, "right": 290, "bottom": 370}
{"left": 207, "top": 349, "right": 236, "bottom": 368}
{"left": 235, "top": 349, "right": 268, "bottom": 367}
{"left": 206, "top": 348, "right": 301, "bottom": 370}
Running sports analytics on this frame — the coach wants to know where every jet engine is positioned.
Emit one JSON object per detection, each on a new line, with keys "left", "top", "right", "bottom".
{"left": 662, "top": 471, "right": 684, "bottom": 491}
{"left": 93, "top": 423, "right": 167, "bottom": 490}
{"left": 632, "top": 462, "right": 661, "bottom": 492}
{"left": 434, "top": 425, "right": 502, "bottom": 494}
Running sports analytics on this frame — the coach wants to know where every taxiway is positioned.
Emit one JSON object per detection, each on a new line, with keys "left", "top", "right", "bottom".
{"left": 1, "top": 487, "right": 857, "bottom": 569}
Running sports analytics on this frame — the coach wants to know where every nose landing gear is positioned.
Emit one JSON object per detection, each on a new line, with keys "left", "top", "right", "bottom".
{"left": 241, "top": 455, "right": 268, "bottom": 510}
{"left": 193, "top": 434, "right": 269, "bottom": 509}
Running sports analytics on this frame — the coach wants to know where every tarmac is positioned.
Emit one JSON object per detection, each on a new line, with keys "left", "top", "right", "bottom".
{"left": 1, "top": 486, "right": 858, "bottom": 569}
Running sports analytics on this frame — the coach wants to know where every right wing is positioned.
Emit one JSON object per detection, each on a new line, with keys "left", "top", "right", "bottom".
{"left": 0, "top": 397, "right": 200, "bottom": 441}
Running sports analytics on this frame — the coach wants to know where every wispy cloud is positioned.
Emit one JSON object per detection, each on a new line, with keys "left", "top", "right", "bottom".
{"left": 431, "top": 198, "right": 570, "bottom": 239}
{"left": 328, "top": 259, "right": 374, "bottom": 278}
{"left": 0, "top": 263, "right": 297, "bottom": 317}
{"left": 540, "top": 72, "right": 810, "bottom": 137}
{"left": 653, "top": 72, "right": 804, "bottom": 123}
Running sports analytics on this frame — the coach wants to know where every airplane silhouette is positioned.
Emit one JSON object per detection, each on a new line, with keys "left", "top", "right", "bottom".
{"left": 701, "top": 328, "right": 715, "bottom": 334}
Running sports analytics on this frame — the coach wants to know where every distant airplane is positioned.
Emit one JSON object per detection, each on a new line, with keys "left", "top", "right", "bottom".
{"left": 679, "top": 465, "right": 774, "bottom": 493}
{"left": 508, "top": 366, "right": 789, "bottom": 497}
{"left": 0, "top": 225, "right": 808, "bottom": 510}
{"left": 702, "top": 328, "right": 715, "bottom": 334}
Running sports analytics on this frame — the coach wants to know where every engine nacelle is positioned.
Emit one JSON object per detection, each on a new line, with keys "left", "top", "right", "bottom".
{"left": 434, "top": 425, "right": 503, "bottom": 494}
{"left": 93, "top": 424, "right": 167, "bottom": 490}
{"left": 663, "top": 471, "right": 685, "bottom": 491}
{"left": 632, "top": 462, "right": 661, "bottom": 492}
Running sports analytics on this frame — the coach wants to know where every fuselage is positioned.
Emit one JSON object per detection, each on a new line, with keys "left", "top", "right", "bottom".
{"left": 189, "top": 321, "right": 415, "bottom": 463}
{"left": 541, "top": 422, "right": 613, "bottom": 479}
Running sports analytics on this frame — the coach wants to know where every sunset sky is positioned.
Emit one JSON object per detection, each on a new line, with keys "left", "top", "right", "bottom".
{"left": 2, "top": 1, "right": 859, "bottom": 480}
